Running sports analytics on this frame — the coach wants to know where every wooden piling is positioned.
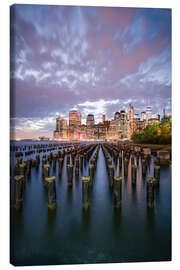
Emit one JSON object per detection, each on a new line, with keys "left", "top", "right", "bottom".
{"left": 44, "top": 176, "right": 56, "bottom": 209}
{"left": 113, "top": 176, "right": 122, "bottom": 208}
{"left": 81, "top": 176, "right": 90, "bottom": 209}
{"left": 146, "top": 177, "right": 156, "bottom": 208}
{"left": 14, "top": 175, "right": 24, "bottom": 209}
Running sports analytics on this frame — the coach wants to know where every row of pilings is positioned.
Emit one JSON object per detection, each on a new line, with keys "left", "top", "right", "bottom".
{"left": 12, "top": 142, "right": 100, "bottom": 210}
{"left": 12, "top": 141, "right": 168, "bottom": 211}
{"left": 11, "top": 142, "right": 84, "bottom": 157}
{"left": 101, "top": 142, "right": 162, "bottom": 209}
{"left": 81, "top": 144, "right": 100, "bottom": 210}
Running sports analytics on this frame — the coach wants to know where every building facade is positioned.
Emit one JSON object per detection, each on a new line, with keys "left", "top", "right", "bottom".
{"left": 53, "top": 117, "right": 68, "bottom": 140}
{"left": 69, "top": 111, "right": 81, "bottom": 140}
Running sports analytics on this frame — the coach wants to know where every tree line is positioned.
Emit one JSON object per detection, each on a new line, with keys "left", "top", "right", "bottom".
{"left": 131, "top": 118, "right": 172, "bottom": 144}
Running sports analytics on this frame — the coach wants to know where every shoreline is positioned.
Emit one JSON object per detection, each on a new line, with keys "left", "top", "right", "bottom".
{"left": 131, "top": 143, "right": 171, "bottom": 152}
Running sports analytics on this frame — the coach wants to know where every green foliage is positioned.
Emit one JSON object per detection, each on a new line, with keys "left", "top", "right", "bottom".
{"left": 131, "top": 118, "right": 171, "bottom": 144}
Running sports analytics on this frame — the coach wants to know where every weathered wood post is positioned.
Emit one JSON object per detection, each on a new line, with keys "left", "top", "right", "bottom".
{"left": 35, "top": 154, "right": 40, "bottom": 169}
{"left": 81, "top": 176, "right": 90, "bottom": 209}
{"left": 18, "top": 163, "right": 26, "bottom": 176}
{"left": 142, "top": 159, "right": 147, "bottom": 178}
{"left": 146, "top": 177, "right": 156, "bottom": 208}
{"left": 17, "top": 158, "right": 22, "bottom": 164}
{"left": 113, "top": 176, "right": 122, "bottom": 208}
{"left": 124, "top": 158, "right": 129, "bottom": 177}
{"left": 131, "top": 165, "right": 137, "bottom": 185}
{"left": 43, "top": 164, "right": 50, "bottom": 177}
{"left": 108, "top": 165, "right": 114, "bottom": 187}
{"left": 80, "top": 155, "right": 83, "bottom": 171}
{"left": 44, "top": 176, "right": 56, "bottom": 209}
{"left": 154, "top": 165, "right": 160, "bottom": 184}
{"left": 66, "top": 154, "right": 70, "bottom": 165}
{"left": 14, "top": 175, "right": 24, "bottom": 209}
{"left": 88, "top": 164, "right": 94, "bottom": 187}
{"left": 58, "top": 158, "right": 64, "bottom": 176}
{"left": 53, "top": 155, "right": 57, "bottom": 171}
{"left": 26, "top": 159, "right": 32, "bottom": 178}
{"left": 67, "top": 164, "right": 73, "bottom": 186}
{"left": 75, "top": 156, "right": 80, "bottom": 176}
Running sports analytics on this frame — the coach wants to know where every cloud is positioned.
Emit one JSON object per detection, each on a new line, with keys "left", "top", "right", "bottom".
{"left": 10, "top": 5, "right": 171, "bottom": 138}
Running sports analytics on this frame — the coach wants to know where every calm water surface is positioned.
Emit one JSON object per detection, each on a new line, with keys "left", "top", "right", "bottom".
{"left": 10, "top": 141, "right": 171, "bottom": 266}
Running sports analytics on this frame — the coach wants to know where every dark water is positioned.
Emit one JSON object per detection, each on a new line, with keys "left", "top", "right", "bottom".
{"left": 10, "top": 141, "right": 171, "bottom": 266}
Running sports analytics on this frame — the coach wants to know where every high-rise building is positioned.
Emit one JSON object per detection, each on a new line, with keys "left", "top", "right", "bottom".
{"left": 86, "top": 114, "right": 95, "bottom": 140}
{"left": 54, "top": 116, "right": 68, "bottom": 140}
{"left": 146, "top": 106, "right": 152, "bottom": 121}
{"left": 114, "top": 111, "right": 120, "bottom": 120}
{"left": 69, "top": 111, "right": 81, "bottom": 140}
{"left": 141, "top": 111, "right": 146, "bottom": 121}
{"left": 107, "top": 119, "right": 121, "bottom": 140}
{"left": 129, "top": 105, "right": 134, "bottom": 138}
{"left": 120, "top": 109, "right": 128, "bottom": 139}
{"left": 94, "top": 123, "right": 106, "bottom": 141}
{"left": 102, "top": 113, "right": 106, "bottom": 123}
{"left": 86, "top": 114, "right": 95, "bottom": 126}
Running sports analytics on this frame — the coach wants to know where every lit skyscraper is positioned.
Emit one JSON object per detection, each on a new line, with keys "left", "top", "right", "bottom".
{"left": 141, "top": 111, "right": 146, "bottom": 121}
{"left": 102, "top": 113, "right": 106, "bottom": 123}
{"left": 86, "top": 114, "right": 95, "bottom": 126}
{"left": 129, "top": 105, "right": 134, "bottom": 138}
{"left": 69, "top": 111, "right": 81, "bottom": 140}
{"left": 86, "top": 114, "right": 95, "bottom": 140}
{"left": 54, "top": 116, "right": 67, "bottom": 140}
{"left": 114, "top": 111, "right": 120, "bottom": 120}
{"left": 146, "top": 106, "right": 152, "bottom": 120}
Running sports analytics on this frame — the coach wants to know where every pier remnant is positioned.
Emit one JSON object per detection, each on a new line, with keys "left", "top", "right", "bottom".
{"left": 131, "top": 165, "right": 137, "bottom": 185}
{"left": 81, "top": 176, "right": 90, "bottom": 209}
{"left": 113, "top": 176, "right": 122, "bottom": 208}
{"left": 67, "top": 164, "right": 73, "bottom": 186}
{"left": 44, "top": 176, "right": 56, "bottom": 209}
{"left": 146, "top": 177, "right": 156, "bottom": 208}
{"left": 14, "top": 175, "right": 24, "bottom": 209}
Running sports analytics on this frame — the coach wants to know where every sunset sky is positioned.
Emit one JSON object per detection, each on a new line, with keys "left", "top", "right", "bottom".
{"left": 10, "top": 4, "right": 171, "bottom": 139}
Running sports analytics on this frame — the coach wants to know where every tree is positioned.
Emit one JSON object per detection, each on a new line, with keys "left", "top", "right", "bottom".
{"left": 131, "top": 118, "right": 171, "bottom": 144}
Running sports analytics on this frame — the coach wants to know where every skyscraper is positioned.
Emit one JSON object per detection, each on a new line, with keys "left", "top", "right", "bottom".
{"left": 54, "top": 116, "right": 68, "bottom": 140}
{"left": 141, "top": 111, "right": 146, "bottom": 121}
{"left": 146, "top": 106, "right": 152, "bottom": 121}
{"left": 69, "top": 111, "right": 81, "bottom": 140}
{"left": 86, "top": 114, "right": 95, "bottom": 127}
{"left": 114, "top": 111, "right": 120, "bottom": 120}
{"left": 102, "top": 113, "right": 106, "bottom": 123}
{"left": 129, "top": 105, "right": 134, "bottom": 138}
{"left": 86, "top": 114, "right": 95, "bottom": 140}
{"left": 120, "top": 109, "right": 128, "bottom": 139}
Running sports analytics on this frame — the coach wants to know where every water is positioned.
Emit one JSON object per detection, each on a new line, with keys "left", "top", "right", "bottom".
{"left": 10, "top": 141, "right": 171, "bottom": 266}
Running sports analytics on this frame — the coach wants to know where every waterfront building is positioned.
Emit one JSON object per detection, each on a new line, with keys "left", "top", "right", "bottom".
{"left": 120, "top": 109, "right": 128, "bottom": 139}
{"left": 129, "top": 105, "right": 134, "bottom": 138}
{"left": 114, "top": 111, "right": 120, "bottom": 120}
{"left": 107, "top": 119, "right": 121, "bottom": 140}
{"left": 102, "top": 113, "right": 106, "bottom": 123}
{"left": 53, "top": 117, "right": 68, "bottom": 140}
{"left": 80, "top": 125, "right": 87, "bottom": 141}
{"left": 94, "top": 122, "right": 106, "bottom": 141}
{"left": 147, "top": 118, "right": 160, "bottom": 126}
{"left": 146, "top": 106, "right": 152, "bottom": 121}
{"left": 86, "top": 114, "right": 95, "bottom": 140}
{"left": 69, "top": 111, "right": 81, "bottom": 140}
{"left": 141, "top": 111, "right": 146, "bottom": 121}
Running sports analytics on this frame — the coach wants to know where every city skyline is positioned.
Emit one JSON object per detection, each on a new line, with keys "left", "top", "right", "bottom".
{"left": 53, "top": 105, "right": 164, "bottom": 141}
{"left": 10, "top": 5, "right": 171, "bottom": 139}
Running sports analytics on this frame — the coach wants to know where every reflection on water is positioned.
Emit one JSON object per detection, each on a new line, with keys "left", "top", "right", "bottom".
{"left": 10, "top": 141, "right": 171, "bottom": 265}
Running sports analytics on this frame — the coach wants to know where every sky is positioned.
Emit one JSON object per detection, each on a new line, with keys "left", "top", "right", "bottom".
{"left": 10, "top": 4, "right": 171, "bottom": 139}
